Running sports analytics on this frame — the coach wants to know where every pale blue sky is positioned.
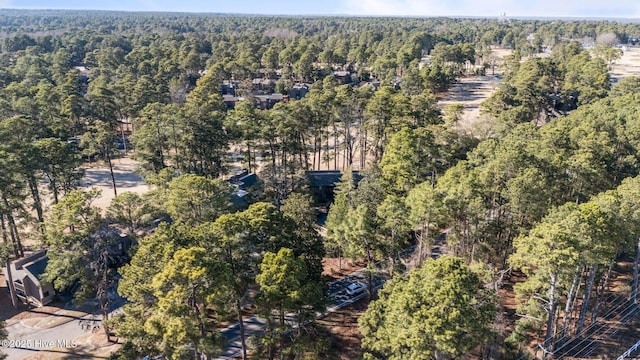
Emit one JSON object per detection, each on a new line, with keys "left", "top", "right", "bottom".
{"left": 0, "top": 0, "right": 639, "bottom": 18}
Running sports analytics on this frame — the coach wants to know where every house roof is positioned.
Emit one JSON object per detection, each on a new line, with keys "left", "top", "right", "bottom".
{"left": 228, "top": 171, "right": 259, "bottom": 190}
{"left": 238, "top": 173, "right": 258, "bottom": 189}
{"left": 306, "top": 170, "right": 362, "bottom": 188}
{"left": 24, "top": 256, "right": 49, "bottom": 281}
{"left": 4, "top": 251, "right": 50, "bottom": 282}
{"left": 252, "top": 78, "right": 275, "bottom": 85}
{"left": 254, "top": 94, "right": 285, "bottom": 102}
{"left": 292, "top": 83, "right": 310, "bottom": 89}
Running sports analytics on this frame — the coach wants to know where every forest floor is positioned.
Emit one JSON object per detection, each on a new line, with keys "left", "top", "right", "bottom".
{"left": 316, "top": 297, "right": 368, "bottom": 360}
{"left": 499, "top": 260, "right": 640, "bottom": 360}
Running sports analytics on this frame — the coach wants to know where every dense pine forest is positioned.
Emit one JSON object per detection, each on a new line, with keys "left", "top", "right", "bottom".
{"left": 2, "top": 9, "right": 640, "bottom": 360}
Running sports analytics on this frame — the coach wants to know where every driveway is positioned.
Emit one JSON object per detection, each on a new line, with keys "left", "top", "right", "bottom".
{"left": 216, "top": 246, "right": 421, "bottom": 359}
{"left": 2, "top": 287, "right": 126, "bottom": 359}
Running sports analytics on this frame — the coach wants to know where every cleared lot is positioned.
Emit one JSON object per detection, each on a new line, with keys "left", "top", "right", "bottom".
{"left": 79, "top": 157, "right": 148, "bottom": 210}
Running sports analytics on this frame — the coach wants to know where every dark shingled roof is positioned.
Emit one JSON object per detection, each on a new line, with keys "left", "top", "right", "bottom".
{"left": 306, "top": 170, "right": 362, "bottom": 188}
{"left": 238, "top": 173, "right": 258, "bottom": 189}
{"left": 24, "top": 256, "right": 49, "bottom": 281}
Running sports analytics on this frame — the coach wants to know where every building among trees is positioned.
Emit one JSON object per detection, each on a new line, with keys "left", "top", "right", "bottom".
{"left": 3, "top": 251, "right": 55, "bottom": 307}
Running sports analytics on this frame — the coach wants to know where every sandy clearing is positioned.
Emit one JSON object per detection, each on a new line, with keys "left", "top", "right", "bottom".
{"left": 79, "top": 157, "right": 148, "bottom": 211}
{"left": 610, "top": 46, "right": 640, "bottom": 82}
{"left": 435, "top": 47, "right": 511, "bottom": 137}
{"left": 438, "top": 75, "right": 501, "bottom": 135}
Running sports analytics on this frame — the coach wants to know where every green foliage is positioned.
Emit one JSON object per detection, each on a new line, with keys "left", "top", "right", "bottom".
{"left": 117, "top": 199, "right": 327, "bottom": 356}
{"left": 256, "top": 247, "right": 324, "bottom": 357}
{"left": 563, "top": 53, "right": 610, "bottom": 106}
{"left": 116, "top": 223, "right": 191, "bottom": 355}
{"left": 130, "top": 102, "right": 180, "bottom": 174}
{"left": 146, "top": 247, "right": 229, "bottom": 358}
{"left": 325, "top": 169, "right": 357, "bottom": 258}
{"left": 257, "top": 247, "right": 307, "bottom": 312}
{"left": 281, "top": 192, "right": 325, "bottom": 279}
{"left": 0, "top": 319, "right": 6, "bottom": 360}
{"left": 34, "top": 137, "right": 84, "bottom": 203}
{"left": 177, "top": 72, "right": 229, "bottom": 178}
{"left": 107, "top": 192, "right": 153, "bottom": 233}
{"left": 165, "top": 174, "right": 233, "bottom": 225}
{"left": 359, "top": 256, "right": 497, "bottom": 359}
{"left": 379, "top": 126, "right": 435, "bottom": 194}
{"left": 377, "top": 194, "right": 411, "bottom": 250}
{"left": 44, "top": 188, "right": 102, "bottom": 241}
{"left": 610, "top": 76, "right": 640, "bottom": 98}
{"left": 483, "top": 44, "right": 610, "bottom": 128}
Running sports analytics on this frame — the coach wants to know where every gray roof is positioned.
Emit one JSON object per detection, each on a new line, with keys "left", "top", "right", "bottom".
{"left": 306, "top": 170, "right": 362, "bottom": 188}
{"left": 238, "top": 173, "right": 258, "bottom": 189}
{"left": 24, "top": 256, "right": 49, "bottom": 281}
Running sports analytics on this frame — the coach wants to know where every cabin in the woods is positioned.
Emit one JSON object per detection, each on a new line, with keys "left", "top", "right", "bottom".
{"left": 254, "top": 93, "right": 287, "bottom": 110}
{"left": 306, "top": 170, "right": 363, "bottom": 204}
{"left": 3, "top": 251, "right": 55, "bottom": 307}
{"left": 228, "top": 170, "right": 261, "bottom": 208}
{"left": 289, "top": 83, "right": 310, "bottom": 100}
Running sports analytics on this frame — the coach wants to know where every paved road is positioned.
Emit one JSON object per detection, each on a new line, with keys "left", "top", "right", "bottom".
{"left": 2, "top": 312, "right": 100, "bottom": 359}
{"left": 216, "top": 245, "right": 423, "bottom": 360}
{"left": 218, "top": 268, "right": 386, "bottom": 359}
{"left": 2, "top": 287, "right": 126, "bottom": 360}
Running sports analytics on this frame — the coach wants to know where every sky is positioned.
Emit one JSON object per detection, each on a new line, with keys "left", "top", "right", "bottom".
{"left": 0, "top": 0, "right": 639, "bottom": 19}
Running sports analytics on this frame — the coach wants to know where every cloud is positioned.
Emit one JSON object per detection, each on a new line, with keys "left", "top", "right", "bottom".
{"left": 337, "top": 0, "right": 640, "bottom": 18}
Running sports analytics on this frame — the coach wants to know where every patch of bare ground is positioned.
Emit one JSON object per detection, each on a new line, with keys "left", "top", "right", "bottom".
{"left": 316, "top": 297, "right": 368, "bottom": 360}
{"left": 439, "top": 75, "right": 501, "bottom": 136}
{"left": 548, "top": 260, "right": 640, "bottom": 360}
{"left": 498, "top": 271, "right": 525, "bottom": 335}
{"left": 79, "top": 156, "right": 148, "bottom": 211}
{"left": 498, "top": 260, "right": 640, "bottom": 360}
{"left": 610, "top": 47, "right": 640, "bottom": 83}
{"left": 322, "top": 258, "right": 367, "bottom": 281}
{"left": 437, "top": 48, "right": 510, "bottom": 138}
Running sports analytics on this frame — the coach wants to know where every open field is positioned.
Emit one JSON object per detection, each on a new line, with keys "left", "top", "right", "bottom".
{"left": 611, "top": 46, "right": 640, "bottom": 83}
{"left": 79, "top": 156, "right": 148, "bottom": 211}
{"left": 437, "top": 47, "right": 511, "bottom": 137}
{"left": 439, "top": 74, "right": 501, "bottom": 135}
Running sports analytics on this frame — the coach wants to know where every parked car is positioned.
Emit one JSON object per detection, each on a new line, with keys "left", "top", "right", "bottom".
{"left": 346, "top": 281, "right": 367, "bottom": 296}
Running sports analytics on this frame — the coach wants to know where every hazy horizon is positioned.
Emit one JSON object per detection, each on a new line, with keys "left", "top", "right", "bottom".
{"left": 0, "top": 0, "right": 638, "bottom": 19}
